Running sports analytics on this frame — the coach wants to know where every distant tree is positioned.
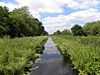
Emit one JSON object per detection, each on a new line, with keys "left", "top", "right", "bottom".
{"left": 61, "top": 29, "right": 72, "bottom": 35}
{"left": 54, "top": 30, "right": 61, "bottom": 35}
{"left": 71, "top": 24, "right": 87, "bottom": 36}
{"left": 83, "top": 21, "right": 100, "bottom": 36}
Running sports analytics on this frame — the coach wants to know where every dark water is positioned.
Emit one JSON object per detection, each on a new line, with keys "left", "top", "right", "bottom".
{"left": 30, "top": 38, "right": 76, "bottom": 75}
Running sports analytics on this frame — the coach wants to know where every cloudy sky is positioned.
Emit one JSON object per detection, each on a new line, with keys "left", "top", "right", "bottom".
{"left": 0, "top": 0, "right": 100, "bottom": 34}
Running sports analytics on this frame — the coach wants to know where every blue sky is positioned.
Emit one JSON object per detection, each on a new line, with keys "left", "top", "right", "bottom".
{"left": 0, "top": 0, "right": 100, "bottom": 34}
{"left": 0, "top": 0, "right": 17, "bottom": 3}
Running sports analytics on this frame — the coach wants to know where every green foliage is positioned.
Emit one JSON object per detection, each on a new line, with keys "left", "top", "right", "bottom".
{"left": 41, "top": 31, "right": 48, "bottom": 35}
{"left": 53, "top": 30, "right": 61, "bottom": 35}
{"left": 10, "top": 6, "right": 47, "bottom": 37}
{"left": 84, "top": 21, "right": 100, "bottom": 36}
{"left": 0, "top": 6, "right": 48, "bottom": 38}
{"left": 0, "top": 36, "right": 47, "bottom": 75}
{"left": 61, "top": 29, "right": 72, "bottom": 35}
{"left": 53, "top": 29, "right": 72, "bottom": 35}
{"left": 71, "top": 24, "right": 87, "bottom": 36}
{"left": 52, "top": 35, "right": 100, "bottom": 75}
{"left": 0, "top": 6, "right": 10, "bottom": 36}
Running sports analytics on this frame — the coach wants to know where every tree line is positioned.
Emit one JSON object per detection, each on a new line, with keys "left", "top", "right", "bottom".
{"left": 53, "top": 21, "right": 100, "bottom": 36}
{"left": 0, "top": 6, "right": 48, "bottom": 38}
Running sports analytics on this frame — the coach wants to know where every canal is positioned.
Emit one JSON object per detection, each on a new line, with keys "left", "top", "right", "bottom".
{"left": 30, "top": 38, "right": 76, "bottom": 75}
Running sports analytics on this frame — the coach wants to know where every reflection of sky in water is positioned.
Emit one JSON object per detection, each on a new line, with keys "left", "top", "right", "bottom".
{"left": 43, "top": 49, "right": 60, "bottom": 54}
{"left": 41, "top": 38, "right": 62, "bottom": 60}
{"left": 41, "top": 53, "right": 62, "bottom": 60}
{"left": 30, "top": 38, "right": 76, "bottom": 75}
{"left": 44, "top": 38, "right": 60, "bottom": 54}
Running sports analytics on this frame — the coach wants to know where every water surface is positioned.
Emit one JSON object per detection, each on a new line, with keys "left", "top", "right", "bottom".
{"left": 30, "top": 38, "right": 75, "bottom": 75}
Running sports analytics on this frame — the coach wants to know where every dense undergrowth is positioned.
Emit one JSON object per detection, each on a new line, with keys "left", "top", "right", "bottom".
{"left": 52, "top": 35, "right": 100, "bottom": 75}
{"left": 0, "top": 36, "right": 47, "bottom": 75}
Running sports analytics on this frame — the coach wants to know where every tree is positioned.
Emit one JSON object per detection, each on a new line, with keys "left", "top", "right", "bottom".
{"left": 61, "top": 29, "right": 72, "bottom": 35}
{"left": 83, "top": 21, "right": 100, "bottom": 36}
{"left": 0, "top": 6, "right": 10, "bottom": 37}
{"left": 0, "top": 6, "right": 47, "bottom": 38}
{"left": 41, "top": 31, "right": 48, "bottom": 35}
{"left": 10, "top": 6, "right": 46, "bottom": 37}
{"left": 53, "top": 30, "right": 61, "bottom": 35}
{"left": 71, "top": 24, "right": 87, "bottom": 36}
{"left": 10, "top": 6, "right": 33, "bottom": 37}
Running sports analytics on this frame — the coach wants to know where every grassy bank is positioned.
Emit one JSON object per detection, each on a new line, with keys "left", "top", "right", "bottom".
{"left": 52, "top": 35, "right": 100, "bottom": 75}
{"left": 0, "top": 36, "right": 47, "bottom": 75}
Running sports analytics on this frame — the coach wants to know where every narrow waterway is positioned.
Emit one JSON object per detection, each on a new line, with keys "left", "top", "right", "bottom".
{"left": 30, "top": 38, "right": 75, "bottom": 75}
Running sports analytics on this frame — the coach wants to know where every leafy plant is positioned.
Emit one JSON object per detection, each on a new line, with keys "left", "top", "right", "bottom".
{"left": 0, "top": 36, "right": 47, "bottom": 75}
{"left": 52, "top": 35, "right": 100, "bottom": 75}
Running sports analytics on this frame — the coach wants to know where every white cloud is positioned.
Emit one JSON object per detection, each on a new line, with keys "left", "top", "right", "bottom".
{"left": 55, "top": 0, "right": 100, "bottom": 9}
{"left": 55, "top": 0, "right": 80, "bottom": 9}
{"left": 77, "top": 0, "right": 100, "bottom": 9}
{"left": 0, "top": 0, "right": 100, "bottom": 34}
{"left": 16, "top": 0, "right": 64, "bottom": 13}
{"left": 0, "top": 0, "right": 100, "bottom": 14}
{"left": 0, "top": 2, "right": 19, "bottom": 11}
{"left": 69, "top": 8, "right": 100, "bottom": 22}
{"left": 43, "top": 8, "right": 100, "bottom": 34}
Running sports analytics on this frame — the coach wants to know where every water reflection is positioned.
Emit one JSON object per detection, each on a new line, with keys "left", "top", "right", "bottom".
{"left": 41, "top": 53, "right": 62, "bottom": 60}
{"left": 30, "top": 38, "right": 76, "bottom": 75}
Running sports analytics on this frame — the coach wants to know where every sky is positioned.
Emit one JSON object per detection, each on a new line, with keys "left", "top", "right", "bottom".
{"left": 0, "top": 0, "right": 100, "bottom": 34}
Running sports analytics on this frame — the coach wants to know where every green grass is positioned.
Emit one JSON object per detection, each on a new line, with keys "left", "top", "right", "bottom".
{"left": 52, "top": 35, "right": 100, "bottom": 75}
{"left": 0, "top": 36, "right": 47, "bottom": 75}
